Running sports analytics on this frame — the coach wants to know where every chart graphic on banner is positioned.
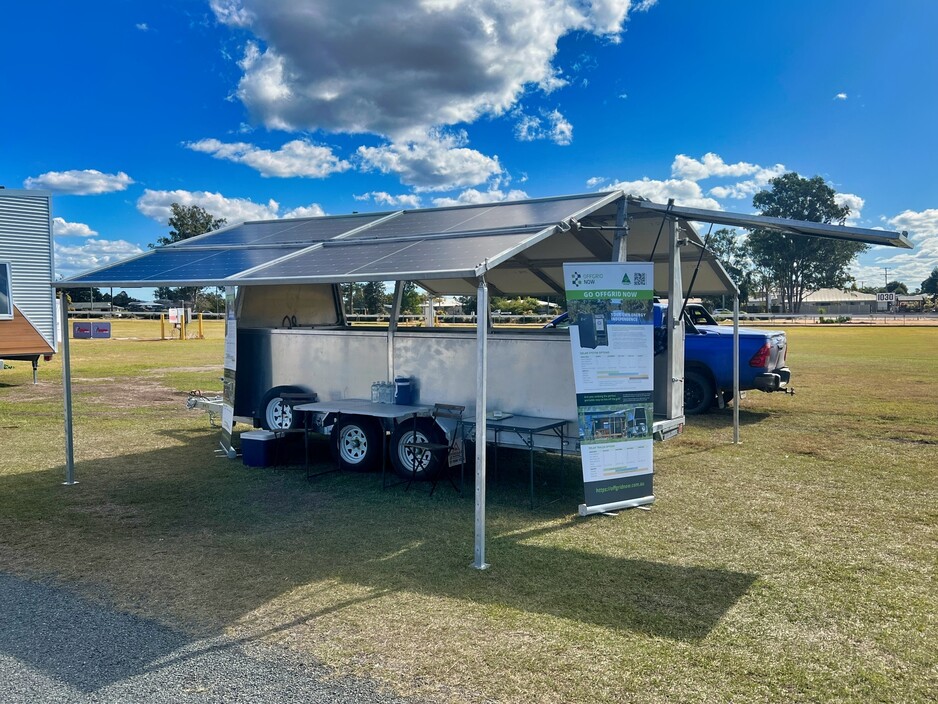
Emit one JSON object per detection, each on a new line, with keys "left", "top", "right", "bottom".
{"left": 563, "top": 263, "right": 655, "bottom": 515}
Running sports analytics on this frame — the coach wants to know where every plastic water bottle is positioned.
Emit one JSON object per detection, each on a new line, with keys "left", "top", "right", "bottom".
{"left": 371, "top": 382, "right": 380, "bottom": 403}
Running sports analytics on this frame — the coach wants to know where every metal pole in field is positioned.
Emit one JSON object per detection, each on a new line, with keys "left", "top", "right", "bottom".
{"left": 60, "top": 293, "right": 77, "bottom": 485}
{"left": 473, "top": 275, "right": 490, "bottom": 570}
{"left": 733, "top": 292, "right": 740, "bottom": 444}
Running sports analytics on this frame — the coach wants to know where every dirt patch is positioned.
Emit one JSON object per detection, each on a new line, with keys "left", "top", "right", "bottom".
{"left": 76, "top": 379, "right": 185, "bottom": 410}
{"left": 0, "top": 380, "right": 63, "bottom": 403}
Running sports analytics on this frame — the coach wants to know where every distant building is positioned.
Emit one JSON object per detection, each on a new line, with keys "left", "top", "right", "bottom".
{"left": 896, "top": 294, "right": 930, "bottom": 312}
{"left": 68, "top": 301, "right": 125, "bottom": 312}
{"left": 800, "top": 288, "right": 876, "bottom": 315}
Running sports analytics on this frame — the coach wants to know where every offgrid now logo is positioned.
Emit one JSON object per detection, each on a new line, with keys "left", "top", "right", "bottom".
{"left": 570, "top": 271, "right": 605, "bottom": 287}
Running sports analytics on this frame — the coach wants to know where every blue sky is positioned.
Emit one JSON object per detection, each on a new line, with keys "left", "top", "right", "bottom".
{"left": 2, "top": 0, "right": 936, "bottom": 294}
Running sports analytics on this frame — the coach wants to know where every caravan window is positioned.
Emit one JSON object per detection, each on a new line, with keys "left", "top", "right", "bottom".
{"left": 0, "top": 262, "right": 12, "bottom": 319}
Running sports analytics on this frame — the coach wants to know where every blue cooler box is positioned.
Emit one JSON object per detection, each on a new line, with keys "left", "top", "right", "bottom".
{"left": 241, "top": 430, "right": 277, "bottom": 467}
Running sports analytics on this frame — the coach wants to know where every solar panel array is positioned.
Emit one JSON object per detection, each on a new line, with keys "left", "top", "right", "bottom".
{"left": 60, "top": 192, "right": 615, "bottom": 287}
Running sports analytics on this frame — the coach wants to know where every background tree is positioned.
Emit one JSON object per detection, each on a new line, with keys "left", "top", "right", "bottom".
{"left": 361, "top": 281, "right": 387, "bottom": 314}
{"left": 153, "top": 203, "right": 227, "bottom": 247}
{"left": 699, "top": 228, "right": 753, "bottom": 309}
{"left": 150, "top": 203, "right": 227, "bottom": 308}
{"left": 110, "top": 291, "right": 139, "bottom": 308}
{"left": 341, "top": 283, "right": 363, "bottom": 314}
{"left": 67, "top": 287, "right": 105, "bottom": 303}
{"left": 399, "top": 282, "right": 423, "bottom": 314}
{"left": 457, "top": 295, "right": 477, "bottom": 314}
{"left": 886, "top": 280, "right": 908, "bottom": 295}
{"left": 747, "top": 173, "right": 867, "bottom": 313}
{"left": 919, "top": 267, "right": 938, "bottom": 296}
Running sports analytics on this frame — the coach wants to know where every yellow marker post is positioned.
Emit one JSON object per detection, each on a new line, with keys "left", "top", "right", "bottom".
{"left": 160, "top": 314, "right": 165, "bottom": 340}
{"left": 198, "top": 312, "right": 204, "bottom": 339}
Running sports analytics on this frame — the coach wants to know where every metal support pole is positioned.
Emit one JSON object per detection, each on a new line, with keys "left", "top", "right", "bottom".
{"left": 612, "top": 197, "right": 628, "bottom": 262}
{"left": 473, "top": 276, "right": 490, "bottom": 570}
{"left": 666, "top": 218, "right": 684, "bottom": 418}
{"left": 388, "top": 281, "right": 404, "bottom": 380}
{"left": 60, "top": 294, "right": 77, "bottom": 485}
{"left": 733, "top": 293, "right": 740, "bottom": 444}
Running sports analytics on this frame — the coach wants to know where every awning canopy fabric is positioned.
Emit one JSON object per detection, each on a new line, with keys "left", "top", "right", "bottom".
{"left": 58, "top": 191, "right": 911, "bottom": 298}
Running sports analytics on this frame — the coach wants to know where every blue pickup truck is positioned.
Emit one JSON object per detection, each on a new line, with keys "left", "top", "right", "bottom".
{"left": 666, "top": 303, "right": 791, "bottom": 414}
{"left": 545, "top": 303, "right": 792, "bottom": 415}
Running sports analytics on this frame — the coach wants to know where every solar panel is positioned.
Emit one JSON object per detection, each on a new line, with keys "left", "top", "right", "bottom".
{"left": 177, "top": 212, "right": 390, "bottom": 248}
{"left": 64, "top": 246, "right": 305, "bottom": 285}
{"left": 343, "top": 193, "right": 609, "bottom": 239}
{"left": 241, "top": 232, "right": 537, "bottom": 281}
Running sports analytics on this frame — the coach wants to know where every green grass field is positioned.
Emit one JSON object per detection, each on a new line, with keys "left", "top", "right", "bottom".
{"left": 0, "top": 321, "right": 935, "bottom": 702}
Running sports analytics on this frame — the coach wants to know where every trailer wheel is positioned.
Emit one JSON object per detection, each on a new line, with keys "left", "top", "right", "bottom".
{"left": 331, "top": 416, "right": 383, "bottom": 472}
{"left": 389, "top": 419, "right": 446, "bottom": 480}
{"left": 259, "top": 385, "right": 305, "bottom": 430}
{"left": 684, "top": 370, "right": 714, "bottom": 415}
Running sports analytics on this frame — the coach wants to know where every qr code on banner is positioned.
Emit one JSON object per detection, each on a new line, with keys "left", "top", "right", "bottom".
{"left": 633, "top": 272, "right": 646, "bottom": 286}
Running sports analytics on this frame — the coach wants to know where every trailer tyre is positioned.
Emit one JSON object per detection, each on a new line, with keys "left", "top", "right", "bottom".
{"left": 684, "top": 370, "right": 714, "bottom": 415}
{"left": 259, "top": 385, "right": 306, "bottom": 430}
{"left": 331, "top": 416, "right": 383, "bottom": 472}
{"left": 389, "top": 419, "right": 447, "bottom": 481}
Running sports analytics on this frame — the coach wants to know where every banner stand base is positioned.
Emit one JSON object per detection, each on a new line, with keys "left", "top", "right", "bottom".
{"left": 217, "top": 441, "right": 238, "bottom": 459}
{"left": 578, "top": 495, "right": 654, "bottom": 517}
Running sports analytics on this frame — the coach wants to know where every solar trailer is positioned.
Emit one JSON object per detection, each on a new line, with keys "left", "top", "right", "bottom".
{"left": 58, "top": 190, "right": 911, "bottom": 567}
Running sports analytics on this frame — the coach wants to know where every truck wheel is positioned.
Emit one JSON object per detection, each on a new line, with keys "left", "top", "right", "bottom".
{"left": 259, "top": 385, "right": 305, "bottom": 430}
{"left": 684, "top": 370, "right": 714, "bottom": 415}
{"left": 331, "top": 416, "right": 383, "bottom": 472}
{"left": 389, "top": 419, "right": 446, "bottom": 480}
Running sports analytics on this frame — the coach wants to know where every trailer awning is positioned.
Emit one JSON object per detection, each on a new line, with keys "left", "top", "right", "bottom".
{"left": 630, "top": 199, "right": 914, "bottom": 249}
{"left": 58, "top": 191, "right": 911, "bottom": 297}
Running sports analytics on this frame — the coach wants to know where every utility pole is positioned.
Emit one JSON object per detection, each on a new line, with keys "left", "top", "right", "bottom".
{"left": 884, "top": 268, "right": 889, "bottom": 291}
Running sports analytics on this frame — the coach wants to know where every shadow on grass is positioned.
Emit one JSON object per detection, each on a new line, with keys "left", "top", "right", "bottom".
{"left": 0, "top": 436, "right": 756, "bottom": 690}
{"left": 692, "top": 407, "right": 775, "bottom": 427}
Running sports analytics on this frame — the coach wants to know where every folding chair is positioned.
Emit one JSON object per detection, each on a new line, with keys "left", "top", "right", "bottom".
{"left": 402, "top": 403, "right": 465, "bottom": 495}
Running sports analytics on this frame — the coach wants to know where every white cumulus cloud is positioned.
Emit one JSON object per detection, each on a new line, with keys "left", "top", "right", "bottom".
{"left": 185, "top": 138, "right": 350, "bottom": 178}
{"left": 671, "top": 153, "right": 785, "bottom": 200}
{"left": 52, "top": 217, "right": 98, "bottom": 237}
{"left": 514, "top": 108, "right": 573, "bottom": 145}
{"left": 137, "top": 189, "right": 282, "bottom": 224}
{"left": 887, "top": 208, "right": 938, "bottom": 241}
{"left": 282, "top": 204, "right": 327, "bottom": 219}
{"left": 849, "top": 208, "right": 938, "bottom": 290}
{"left": 24, "top": 169, "right": 134, "bottom": 195}
{"left": 357, "top": 130, "right": 502, "bottom": 191}
{"left": 354, "top": 192, "right": 422, "bottom": 209}
{"left": 834, "top": 192, "right": 865, "bottom": 225}
{"left": 596, "top": 176, "right": 722, "bottom": 210}
{"left": 55, "top": 239, "right": 145, "bottom": 279}
{"left": 834, "top": 92, "right": 848, "bottom": 100}
{"left": 136, "top": 189, "right": 326, "bottom": 224}
{"left": 431, "top": 187, "right": 529, "bottom": 207}
{"left": 211, "top": 0, "right": 651, "bottom": 139}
